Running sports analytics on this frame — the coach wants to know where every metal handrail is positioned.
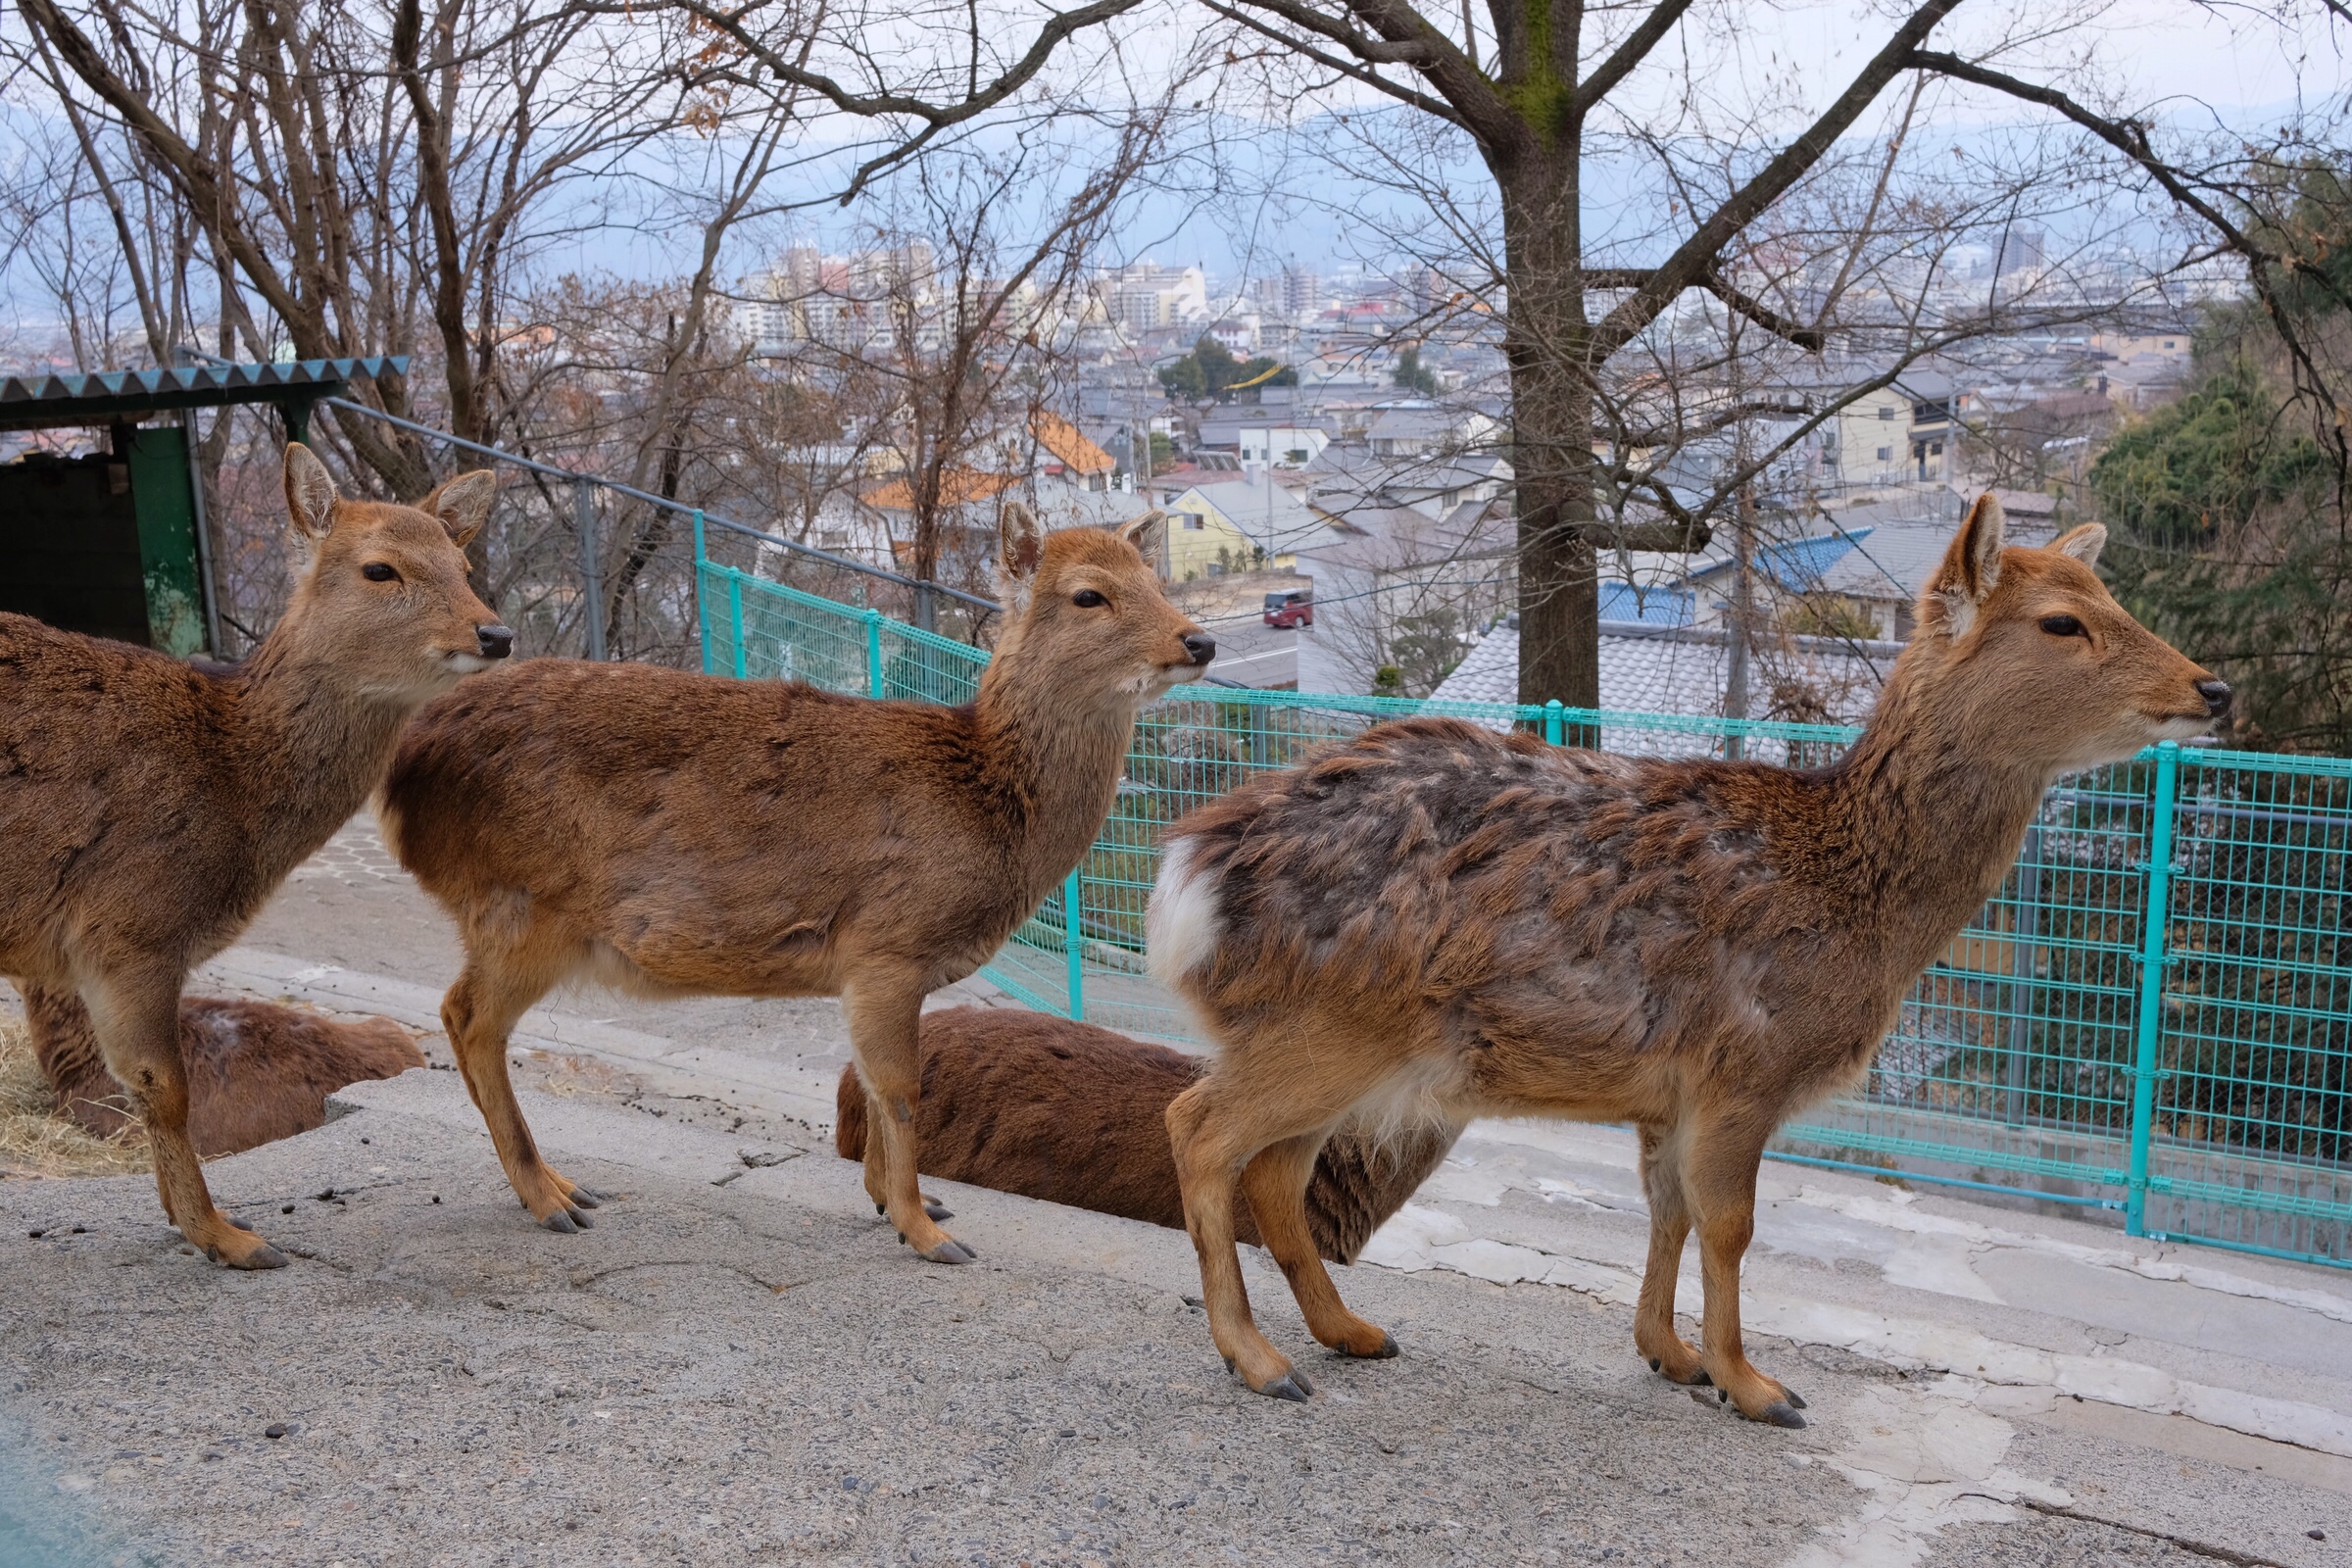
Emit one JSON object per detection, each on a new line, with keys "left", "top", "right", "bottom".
{"left": 316, "top": 394, "right": 1003, "bottom": 612}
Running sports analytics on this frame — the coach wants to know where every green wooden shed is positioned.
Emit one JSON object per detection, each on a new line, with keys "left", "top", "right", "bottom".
{"left": 0, "top": 357, "right": 406, "bottom": 656}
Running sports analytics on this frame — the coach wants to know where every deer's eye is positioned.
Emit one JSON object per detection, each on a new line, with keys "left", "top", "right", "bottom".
{"left": 2038, "top": 614, "right": 2084, "bottom": 639}
{"left": 1071, "top": 589, "right": 1106, "bottom": 609}
{"left": 363, "top": 563, "right": 400, "bottom": 583}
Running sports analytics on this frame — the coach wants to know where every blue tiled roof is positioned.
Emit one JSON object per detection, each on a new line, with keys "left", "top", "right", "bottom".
{"left": 1686, "top": 526, "right": 1871, "bottom": 595}
{"left": 1598, "top": 582, "right": 1694, "bottom": 627}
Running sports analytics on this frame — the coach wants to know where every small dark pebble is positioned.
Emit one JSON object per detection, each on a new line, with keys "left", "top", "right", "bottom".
{"left": 1058, "top": 1429, "right": 1077, "bottom": 1439}
{"left": 840, "top": 1476, "right": 859, "bottom": 1493}
{"left": 280, "top": 1205, "right": 295, "bottom": 1215}
{"left": 314, "top": 1189, "right": 335, "bottom": 1201}
{"left": 69, "top": 1226, "right": 84, "bottom": 1235}
{"left": 265, "top": 1424, "right": 288, "bottom": 1440}
{"left": 359, "top": 1138, "right": 369, "bottom": 1145}
{"left": 2312, "top": 1530, "right": 2328, "bottom": 1542}
{"left": 431, "top": 1196, "right": 441, "bottom": 1204}
{"left": 26, "top": 1230, "right": 42, "bottom": 1240}
{"left": 1182, "top": 1295, "right": 1202, "bottom": 1307}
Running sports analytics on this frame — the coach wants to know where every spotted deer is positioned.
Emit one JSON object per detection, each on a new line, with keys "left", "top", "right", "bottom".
{"left": 380, "top": 504, "right": 1212, "bottom": 1263}
{"left": 1150, "top": 496, "right": 2230, "bottom": 1423}
{"left": 0, "top": 445, "right": 507, "bottom": 1268}
{"left": 835, "top": 1006, "right": 1459, "bottom": 1261}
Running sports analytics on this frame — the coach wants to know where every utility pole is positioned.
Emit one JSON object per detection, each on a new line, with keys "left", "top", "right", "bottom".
{"left": 1723, "top": 470, "right": 1758, "bottom": 762}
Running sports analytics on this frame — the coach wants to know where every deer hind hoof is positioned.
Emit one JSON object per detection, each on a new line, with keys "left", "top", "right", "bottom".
{"left": 1782, "top": 1389, "right": 1807, "bottom": 1410}
{"left": 923, "top": 1200, "right": 954, "bottom": 1221}
{"left": 919, "top": 1239, "right": 977, "bottom": 1265}
{"left": 566, "top": 1188, "right": 604, "bottom": 1210}
{"left": 211, "top": 1242, "right": 289, "bottom": 1271}
{"left": 1759, "top": 1400, "right": 1807, "bottom": 1429}
{"left": 1256, "top": 1372, "right": 1313, "bottom": 1403}
{"left": 540, "top": 1209, "right": 588, "bottom": 1235}
{"left": 1341, "top": 1333, "right": 1399, "bottom": 1360}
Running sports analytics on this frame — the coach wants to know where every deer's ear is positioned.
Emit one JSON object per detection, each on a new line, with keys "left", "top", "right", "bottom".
{"left": 1923, "top": 492, "right": 2005, "bottom": 637}
{"left": 1119, "top": 508, "right": 1166, "bottom": 567}
{"left": 2053, "top": 522, "right": 2107, "bottom": 568}
{"left": 420, "top": 468, "right": 498, "bottom": 549}
{"left": 282, "top": 443, "right": 338, "bottom": 544}
{"left": 995, "top": 500, "right": 1045, "bottom": 612}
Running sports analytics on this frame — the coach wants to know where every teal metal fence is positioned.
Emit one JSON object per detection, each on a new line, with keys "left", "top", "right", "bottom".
{"left": 695, "top": 549, "right": 2352, "bottom": 1269}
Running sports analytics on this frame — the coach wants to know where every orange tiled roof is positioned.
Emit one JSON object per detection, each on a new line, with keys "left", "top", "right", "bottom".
{"left": 1030, "top": 410, "right": 1114, "bottom": 475}
{"left": 859, "top": 467, "right": 1018, "bottom": 512}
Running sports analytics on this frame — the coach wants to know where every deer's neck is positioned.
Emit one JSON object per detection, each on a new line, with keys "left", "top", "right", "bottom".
{"left": 1809, "top": 670, "right": 2053, "bottom": 973}
{"left": 229, "top": 633, "right": 422, "bottom": 875}
{"left": 971, "top": 646, "right": 1139, "bottom": 900}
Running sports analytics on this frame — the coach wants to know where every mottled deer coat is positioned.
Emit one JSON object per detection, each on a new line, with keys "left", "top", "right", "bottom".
{"left": 380, "top": 506, "right": 1210, "bottom": 1261}
{"left": 835, "top": 1006, "right": 1459, "bottom": 1262}
{"left": 1148, "top": 497, "right": 2230, "bottom": 1423}
{"left": 0, "top": 445, "right": 506, "bottom": 1266}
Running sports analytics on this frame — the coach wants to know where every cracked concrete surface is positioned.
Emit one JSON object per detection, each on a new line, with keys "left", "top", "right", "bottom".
{"left": 2, "top": 817, "right": 2348, "bottom": 1566}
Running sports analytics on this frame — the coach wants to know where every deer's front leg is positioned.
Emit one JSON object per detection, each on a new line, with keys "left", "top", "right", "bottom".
{"left": 844, "top": 979, "right": 971, "bottom": 1264}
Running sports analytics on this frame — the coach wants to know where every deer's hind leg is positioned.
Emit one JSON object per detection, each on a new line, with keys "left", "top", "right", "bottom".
{"left": 1240, "top": 1132, "right": 1396, "bottom": 1360}
{"left": 1167, "top": 1033, "right": 1393, "bottom": 1402}
{"left": 84, "top": 967, "right": 285, "bottom": 1269}
{"left": 1633, "top": 1123, "right": 1705, "bottom": 1387}
{"left": 442, "top": 915, "right": 603, "bottom": 1233}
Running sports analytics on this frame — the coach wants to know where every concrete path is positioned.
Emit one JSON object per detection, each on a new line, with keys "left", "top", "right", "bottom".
{"left": 3, "top": 820, "right": 2349, "bottom": 1566}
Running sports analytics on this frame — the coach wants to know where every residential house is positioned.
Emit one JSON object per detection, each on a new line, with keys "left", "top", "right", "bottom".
{"left": 1150, "top": 469, "right": 1332, "bottom": 580}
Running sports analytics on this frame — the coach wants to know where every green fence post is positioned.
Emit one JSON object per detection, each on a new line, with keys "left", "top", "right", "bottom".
{"left": 1063, "top": 868, "right": 1086, "bottom": 1022}
{"left": 727, "top": 572, "right": 747, "bottom": 680}
{"left": 864, "top": 609, "right": 886, "bottom": 699}
{"left": 1544, "top": 699, "right": 1564, "bottom": 746}
{"left": 691, "top": 510, "right": 709, "bottom": 670}
{"left": 2127, "top": 740, "right": 2180, "bottom": 1238}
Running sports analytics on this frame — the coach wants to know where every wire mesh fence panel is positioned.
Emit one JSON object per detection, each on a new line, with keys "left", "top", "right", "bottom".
{"left": 2149, "top": 752, "right": 2352, "bottom": 1262}
{"left": 707, "top": 552, "right": 2352, "bottom": 1266}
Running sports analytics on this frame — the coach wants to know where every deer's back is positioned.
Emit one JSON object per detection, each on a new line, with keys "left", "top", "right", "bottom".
{"left": 0, "top": 614, "right": 263, "bottom": 973}
{"left": 385, "top": 660, "right": 1035, "bottom": 992}
{"left": 1169, "top": 717, "right": 1887, "bottom": 1120}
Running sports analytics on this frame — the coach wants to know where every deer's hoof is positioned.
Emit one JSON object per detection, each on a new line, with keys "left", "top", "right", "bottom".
{"left": 566, "top": 1188, "right": 604, "bottom": 1210}
{"left": 924, "top": 1200, "right": 954, "bottom": 1222}
{"left": 1338, "top": 1332, "right": 1398, "bottom": 1360}
{"left": 540, "top": 1209, "right": 583, "bottom": 1235}
{"left": 1783, "top": 1389, "right": 1807, "bottom": 1410}
{"left": 1759, "top": 1400, "right": 1807, "bottom": 1429}
{"left": 211, "top": 1241, "right": 289, "bottom": 1270}
{"left": 876, "top": 1201, "right": 889, "bottom": 1216}
{"left": 1256, "top": 1372, "right": 1313, "bottom": 1403}
{"left": 919, "top": 1239, "right": 977, "bottom": 1265}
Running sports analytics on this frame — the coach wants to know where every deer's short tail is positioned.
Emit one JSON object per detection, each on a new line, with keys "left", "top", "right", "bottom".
{"left": 1145, "top": 836, "right": 1227, "bottom": 990}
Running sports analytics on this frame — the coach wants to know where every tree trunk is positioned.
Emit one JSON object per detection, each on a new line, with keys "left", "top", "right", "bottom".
{"left": 1496, "top": 153, "right": 1601, "bottom": 712}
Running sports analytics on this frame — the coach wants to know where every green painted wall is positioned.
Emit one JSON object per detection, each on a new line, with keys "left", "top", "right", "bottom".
{"left": 122, "top": 424, "right": 207, "bottom": 657}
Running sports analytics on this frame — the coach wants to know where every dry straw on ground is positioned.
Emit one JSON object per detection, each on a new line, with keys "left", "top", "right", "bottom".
{"left": 0, "top": 1009, "right": 150, "bottom": 1179}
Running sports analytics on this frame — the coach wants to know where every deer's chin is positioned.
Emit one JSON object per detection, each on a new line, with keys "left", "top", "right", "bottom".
{"left": 440, "top": 651, "right": 495, "bottom": 675}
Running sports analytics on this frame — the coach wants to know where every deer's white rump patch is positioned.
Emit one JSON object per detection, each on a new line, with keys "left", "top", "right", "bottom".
{"left": 1146, "top": 837, "right": 1225, "bottom": 987}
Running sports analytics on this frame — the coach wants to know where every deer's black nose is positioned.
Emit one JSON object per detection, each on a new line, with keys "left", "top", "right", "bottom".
{"left": 1183, "top": 632, "right": 1216, "bottom": 666}
{"left": 477, "top": 624, "right": 515, "bottom": 660}
{"left": 2196, "top": 678, "right": 2231, "bottom": 719}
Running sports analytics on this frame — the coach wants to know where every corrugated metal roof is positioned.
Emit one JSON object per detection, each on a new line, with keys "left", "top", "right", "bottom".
{"left": 0, "top": 357, "right": 407, "bottom": 428}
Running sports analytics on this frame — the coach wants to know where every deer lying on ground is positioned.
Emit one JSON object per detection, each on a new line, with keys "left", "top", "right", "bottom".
{"left": 380, "top": 503, "right": 1211, "bottom": 1262}
{"left": 1150, "top": 496, "right": 2230, "bottom": 1423}
{"left": 0, "top": 445, "right": 507, "bottom": 1268}
{"left": 24, "top": 987, "right": 424, "bottom": 1156}
{"left": 836, "top": 1006, "right": 1459, "bottom": 1262}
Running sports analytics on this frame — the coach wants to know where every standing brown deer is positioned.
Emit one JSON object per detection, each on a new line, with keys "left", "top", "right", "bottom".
{"left": 1150, "top": 497, "right": 2230, "bottom": 1422}
{"left": 0, "top": 444, "right": 507, "bottom": 1268}
{"left": 835, "top": 1006, "right": 1459, "bottom": 1261}
{"left": 380, "top": 504, "right": 1211, "bottom": 1262}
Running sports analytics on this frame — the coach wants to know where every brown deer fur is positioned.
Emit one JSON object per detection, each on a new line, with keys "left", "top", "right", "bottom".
{"left": 836, "top": 1006, "right": 1458, "bottom": 1262}
{"left": 380, "top": 505, "right": 1210, "bottom": 1261}
{"left": 1150, "top": 497, "right": 2229, "bottom": 1421}
{"left": 0, "top": 444, "right": 506, "bottom": 1267}
{"left": 25, "top": 986, "right": 423, "bottom": 1155}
